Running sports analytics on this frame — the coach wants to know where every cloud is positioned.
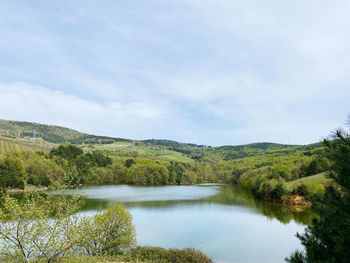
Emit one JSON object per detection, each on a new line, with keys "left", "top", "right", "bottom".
{"left": 0, "top": 82, "right": 166, "bottom": 139}
{"left": 0, "top": 0, "right": 349, "bottom": 145}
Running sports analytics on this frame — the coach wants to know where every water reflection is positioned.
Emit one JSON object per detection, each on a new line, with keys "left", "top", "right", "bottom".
{"left": 74, "top": 184, "right": 316, "bottom": 226}
{"left": 50, "top": 184, "right": 316, "bottom": 263}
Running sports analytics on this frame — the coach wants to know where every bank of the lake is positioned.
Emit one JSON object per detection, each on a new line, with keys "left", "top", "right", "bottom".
{"left": 52, "top": 184, "right": 316, "bottom": 263}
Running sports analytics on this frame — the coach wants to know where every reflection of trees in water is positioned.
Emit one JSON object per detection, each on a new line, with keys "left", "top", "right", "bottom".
{"left": 80, "top": 185, "right": 317, "bottom": 226}
{"left": 207, "top": 185, "right": 317, "bottom": 225}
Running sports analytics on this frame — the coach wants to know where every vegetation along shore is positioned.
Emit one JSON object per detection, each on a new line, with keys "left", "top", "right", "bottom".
{"left": 0, "top": 117, "right": 348, "bottom": 263}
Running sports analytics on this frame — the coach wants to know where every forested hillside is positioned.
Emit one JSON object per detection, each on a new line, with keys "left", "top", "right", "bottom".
{"left": 0, "top": 118, "right": 331, "bottom": 205}
{"left": 0, "top": 119, "right": 130, "bottom": 144}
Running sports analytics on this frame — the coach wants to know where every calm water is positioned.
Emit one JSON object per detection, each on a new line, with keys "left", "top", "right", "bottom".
{"left": 53, "top": 184, "right": 316, "bottom": 263}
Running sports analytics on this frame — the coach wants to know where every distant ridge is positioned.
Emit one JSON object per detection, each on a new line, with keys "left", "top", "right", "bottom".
{"left": 0, "top": 119, "right": 208, "bottom": 148}
{"left": 0, "top": 119, "right": 130, "bottom": 145}
{"left": 0, "top": 119, "right": 324, "bottom": 157}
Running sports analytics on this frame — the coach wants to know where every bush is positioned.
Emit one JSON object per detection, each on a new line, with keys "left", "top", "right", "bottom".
{"left": 0, "top": 193, "right": 86, "bottom": 263}
{"left": 129, "top": 246, "right": 213, "bottom": 263}
{"left": 0, "top": 154, "right": 25, "bottom": 189}
{"left": 82, "top": 205, "right": 136, "bottom": 256}
{"left": 0, "top": 194, "right": 137, "bottom": 263}
{"left": 50, "top": 143, "right": 83, "bottom": 160}
{"left": 270, "top": 183, "right": 286, "bottom": 200}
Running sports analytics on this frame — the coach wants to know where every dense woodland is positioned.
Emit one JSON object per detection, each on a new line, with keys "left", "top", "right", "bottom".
{"left": 0, "top": 144, "right": 212, "bottom": 189}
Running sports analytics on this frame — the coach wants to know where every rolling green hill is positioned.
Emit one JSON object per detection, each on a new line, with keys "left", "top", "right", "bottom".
{"left": 0, "top": 119, "right": 326, "bottom": 161}
{"left": 0, "top": 119, "right": 130, "bottom": 144}
{"left": 206, "top": 142, "right": 324, "bottom": 160}
{"left": 284, "top": 173, "right": 332, "bottom": 194}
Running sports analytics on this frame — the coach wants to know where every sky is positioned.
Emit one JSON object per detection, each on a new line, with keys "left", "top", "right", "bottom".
{"left": 0, "top": 0, "right": 349, "bottom": 146}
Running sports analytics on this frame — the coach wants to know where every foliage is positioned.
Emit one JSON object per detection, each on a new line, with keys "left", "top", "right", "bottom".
{"left": 0, "top": 193, "right": 137, "bottom": 263}
{"left": 82, "top": 205, "right": 136, "bottom": 256}
{"left": 0, "top": 193, "right": 86, "bottom": 263}
{"left": 128, "top": 246, "right": 213, "bottom": 263}
{"left": 0, "top": 118, "right": 331, "bottom": 198}
{"left": 295, "top": 184, "right": 309, "bottom": 197}
{"left": 0, "top": 153, "right": 25, "bottom": 189}
{"left": 57, "top": 246, "right": 213, "bottom": 263}
{"left": 284, "top": 173, "right": 330, "bottom": 195}
{"left": 286, "top": 120, "right": 350, "bottom": 263}
{"left": 124, "top": 158, "right": 135, "bottom": 168}
{"left": 126, "top": 160, "right": 169, "bottom": 185}
{"left": 50, "top": 143, "right": 83, "bottom": 160}
{"left": 0, "top": 119, "right": 131, "bottom": 144}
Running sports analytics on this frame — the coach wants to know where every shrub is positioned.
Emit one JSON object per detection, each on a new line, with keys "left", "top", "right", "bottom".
{"left": 0, "top": 193, "right": 86, "bottom": 263}
{"left": 82, "top": 205, "right": 136, "bottom": 256}
{"left": 129, "top": 246, "right": 213, "bottom": 263}
{"left": 270, "top": 183, "right": 286, "bottom": 200}
{"left": 0, "top": 154, "right": 25, "bottom": 189}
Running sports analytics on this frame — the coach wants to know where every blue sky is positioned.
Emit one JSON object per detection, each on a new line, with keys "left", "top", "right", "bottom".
{"left": 0, "top": 0, "right": 349, "bottom": 146}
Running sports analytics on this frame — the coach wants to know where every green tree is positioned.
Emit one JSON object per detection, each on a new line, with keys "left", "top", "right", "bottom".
{"left": 0, "top": 193, "right": 87, "bottom": 263}
{"left": 286, "top": 119, "right": 350, "bottom": 263}
{"left": 125, "top": 158, "right": 136, "bottom": 168}
{"left": 270, "top": 183, "right": 286, "bottom": 200}
{"left": 306, "top": 156, "right": 330, "bottom": 176}
{"left": 50, "top": 143, "right": 83, "bottom": 160}
{"left": 295, "top": 184, "right": 309, "bottom": 197}
{"left": 0, "top": 153, "right": 25, "bottom": 189}
{"left": 82, "top": 205, "right": 136, "bottom": 256}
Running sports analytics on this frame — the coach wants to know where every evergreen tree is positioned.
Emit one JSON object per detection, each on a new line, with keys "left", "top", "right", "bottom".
{"left": 286, "top": 117, "right": 350, "bottom": 263}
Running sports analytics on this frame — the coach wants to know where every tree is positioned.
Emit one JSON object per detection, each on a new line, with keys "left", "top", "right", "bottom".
{"left": 110, "top": 162, "right": 128, "bottom": 183}
{"left": 0, "top": 193, "right": 137, "bottom": 263}
{"left": 306, "top": 157, "right": 330, "bottom": 176}
{"left": 82, "top": 205, "right": 136, "bottom": 256}
{"left": 50, "top": 143, "right": 83, "bottom": 160}
{"left": 270, "top": 183, "right": 286, "bottom": 200}
{"left": 0, "top": 193, "right": 87, "bottom": 263}
{"left": 295, "top": 184, "right": 309, "bottom": 197}
{"left": 125, "top": 158, "right": 136, "bottom": 168}
{"left": 0, "top": 153, "right": 25, "bottom": 189}
{"left": 286, "top": 117, "right": 350, "bottom": 263}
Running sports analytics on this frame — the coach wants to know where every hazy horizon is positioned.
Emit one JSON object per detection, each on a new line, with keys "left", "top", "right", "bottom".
{"left": 1, "top": 0, "right": 349, "bottom": 145}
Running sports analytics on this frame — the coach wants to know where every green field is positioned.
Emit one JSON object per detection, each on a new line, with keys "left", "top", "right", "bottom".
{"left": 92, "top": 142, "right": 193, "bottom": 163}
{"left": 285, "top": 173, "right": 332, "bottom": 194}
{"left": 139, "top": 146, "right": 192, "bottom": 162}
{"left": 0, "top": 137, "right": 50, "bottom": 155}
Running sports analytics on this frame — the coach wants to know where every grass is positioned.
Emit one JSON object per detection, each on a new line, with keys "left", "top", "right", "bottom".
{"left": 114, "top": 141, "right": 133, "bottom": 146}
{"left": 285, "top": 173, "right": 333, "bottom": 194}
{"left": 139, "top": 147, "right": 192, "bottom": 162}
{"left": 92, "top": 143, "right": 193, "bottom": 163}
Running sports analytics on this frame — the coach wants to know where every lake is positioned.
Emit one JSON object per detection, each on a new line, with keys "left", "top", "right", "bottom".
{"left": 54, "top": 184, "right": 316, "bottom": 263}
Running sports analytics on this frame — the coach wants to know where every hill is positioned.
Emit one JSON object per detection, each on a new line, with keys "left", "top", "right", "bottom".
{"left": 0, "top": 119, "right": 130, "bottom": 144}
{"left": 284, "top": 173, "right": 332, "bottom": 194}
{"left": 0, "top": 118, "right": 325, "bottom": 161}
{"left": 206, "top": 142, "right": 324, "bottom": 160}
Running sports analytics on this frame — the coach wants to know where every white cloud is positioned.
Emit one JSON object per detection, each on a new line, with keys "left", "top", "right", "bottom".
{"left": 0, "top": 82, "right": 166, "bottom": 139}
{"left": 0, "top": 0, "right": 349, "bottom": 145}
